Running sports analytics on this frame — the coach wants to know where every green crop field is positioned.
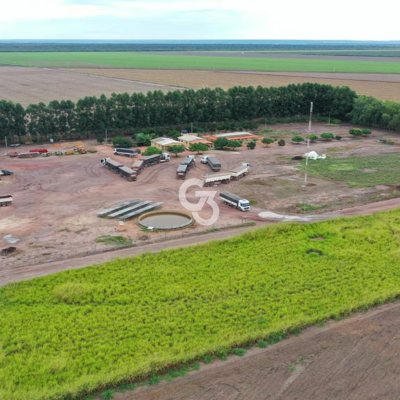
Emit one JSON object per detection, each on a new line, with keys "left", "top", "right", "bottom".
{"left": 3, "top": 210, "right": 400, "bottom": 399}
{"left": 304, "top": 153, "right": 400, "bottom": 187}
{"left": 1, "top": 52, "right": 400, "bottom": 73}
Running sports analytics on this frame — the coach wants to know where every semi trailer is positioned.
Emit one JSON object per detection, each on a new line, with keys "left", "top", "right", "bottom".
{"left": 118, "top": 166, "right": 138, "bottom": 182}
{"left": 101, "top": 158, "right": 137, "bottom": 181}
{"left": 180, "top": 155, "right": 195, "bottom": 169}
{"left": 114, "top": 148, "right": 139, "bottom": 157}
{"left": 176, "top": 164, "right": 188, "bottom": 179}
{"left": 202, "top": 172, "right": 232, "bottom": 186}
{"left": 131, "top": 153, "right": 170, "bottom": 173}
{"left": 101, "top": 158, "right": 123, "bottom": 172}
{"left": 229, "top": 163, "right": 250, "bottom": 180}
{"left": 219, "top": 191, "right": 250, "bottom": 212}
{"left": 0, "top": 195, "right": 13, "bottom": 207}
{"left": 18, "top": 152, "right": 39, "bottom": 158}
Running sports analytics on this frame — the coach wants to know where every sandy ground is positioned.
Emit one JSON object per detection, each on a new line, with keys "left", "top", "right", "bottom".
{"left": 116, "top": 300, "right": 400, "bottom": 400}
{"left": 2, "top": 122, "right": 400, "bottom": 282}
{"left": 0, "top": 66, "right": 183, "bottom": 106}
{"left": 70, "top": 68, "right": 400, "bottom": 102}
{"left": 144, "top": 51, "right": 400, "bottom": 63}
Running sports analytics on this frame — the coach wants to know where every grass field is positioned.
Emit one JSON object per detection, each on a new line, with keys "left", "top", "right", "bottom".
{"left": 1, "top": 52, "right": 400, "bottom": 73}
{"left": 3, "top": 210, "right": 400, "bottom": 399}
{"left": 305, "top": 153, "right": 400, "bottom": 187}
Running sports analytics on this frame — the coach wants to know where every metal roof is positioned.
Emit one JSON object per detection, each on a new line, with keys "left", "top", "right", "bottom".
{"left": 98, "top": 199, "right": 139, "bottom": 217}
{"left": 108, "top": 201, "right": 151, "bottom": 218}
{"left": 120, "top": 202, "right": 163, "bottom": 220}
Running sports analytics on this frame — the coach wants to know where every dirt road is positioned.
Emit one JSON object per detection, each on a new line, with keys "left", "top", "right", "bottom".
{"left": 117, "top": 301, "right": 400, "bottom": 400}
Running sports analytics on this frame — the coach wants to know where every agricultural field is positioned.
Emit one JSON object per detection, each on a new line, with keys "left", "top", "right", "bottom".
{"left": 69, "top": 68, "right": 400, "bottom": 102}
{"left": 304, "top": 153, "right": 400, "bottom": 187}
{"left": 2, "top": 209, "right": 400, "bottom": 399}
{"left": 0, "top": 52, "right": 400, "bottom": 73}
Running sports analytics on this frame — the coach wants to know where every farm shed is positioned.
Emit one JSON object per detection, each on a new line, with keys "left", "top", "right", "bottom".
{"left": 203, "top": 132, "right": 261, "bottom": 142}
{"left": 150, "top": 137, "right": 182, "bottom": 151}
{"left": 178, "top": 135, "right": 212, "bottom": 148}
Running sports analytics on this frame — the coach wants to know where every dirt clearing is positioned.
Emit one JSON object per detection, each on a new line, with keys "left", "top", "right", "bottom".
{"left": 69, "top": 68, "right": 400, "bottom": 101}
{"left": 118, "top": 301, "right": 400, "bottom": 400}
{"left": 0, "top": 66, "right": 183, "bottom": 106}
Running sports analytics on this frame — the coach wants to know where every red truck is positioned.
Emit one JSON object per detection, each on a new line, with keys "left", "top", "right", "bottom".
{"left": 30, "top": 148, "right": 48, "bottom": 154}
{"left": 8, "top": 151, "right": 18, "bottom": 158}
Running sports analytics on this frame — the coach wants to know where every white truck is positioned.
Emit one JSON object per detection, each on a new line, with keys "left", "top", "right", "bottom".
{"left": 113, "top": 148, "right": 139, "bottom": 157}
{"left": 201, "top": 155, "right": 221, "bottom": 171}
{"left": 230, "top": 163, "right": 250, "bottom": 180}
{"left": 219, "top": 191, "right": 250, "bottom": 212}
{"left": 202, "top": 172, "right": 232, "bottom": 187}
{"left": 0, "top": 195, "right": 13, "bottom": 207}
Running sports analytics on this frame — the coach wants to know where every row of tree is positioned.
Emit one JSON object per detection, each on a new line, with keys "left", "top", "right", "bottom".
{"left": 349, "top": 96, "right": 400, "bottom": 132}
{"left": 0, "top": 83, "right": 357, "bottom": 143}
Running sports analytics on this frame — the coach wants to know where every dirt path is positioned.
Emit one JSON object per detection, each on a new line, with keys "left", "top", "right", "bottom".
{"left": 116, "top": 301, "right": 400, "bottom": 400}
{"left": 0, "top": 224, "right": 258, "bottom": 286}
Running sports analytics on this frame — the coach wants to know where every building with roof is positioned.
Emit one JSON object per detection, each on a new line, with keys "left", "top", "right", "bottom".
{"left": 202, "top": 132, "right": 261, "bottom": 142}
{"left": 177, "top": 135, "right": 213, "bottom": 149}
{"left": 150, "top": 137, "right": 183, "bottom": 151}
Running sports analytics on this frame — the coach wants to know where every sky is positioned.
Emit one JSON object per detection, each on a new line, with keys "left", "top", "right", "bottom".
{"left": 0, "top": 0, "right": 399, "bottom": 40}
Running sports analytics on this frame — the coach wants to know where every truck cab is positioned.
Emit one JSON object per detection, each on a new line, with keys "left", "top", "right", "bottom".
{"left": 200, "top": 155, "right": 209, "bottom": 164}
{"left": 237, "top": 199, "right": 250, "bottom": 212}
{"left": 161, "top": 153, "right": 170, "bottom": 162}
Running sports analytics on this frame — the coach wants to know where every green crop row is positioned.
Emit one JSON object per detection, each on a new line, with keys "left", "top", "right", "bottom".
{"left": 2, "top": 210, "right": 400, "bottom": 399}
{"left": 0, "top": 52, "right": 400, "bottom": 73}
{"left": 303, "top": 153, "right": 400, "bottom": 187}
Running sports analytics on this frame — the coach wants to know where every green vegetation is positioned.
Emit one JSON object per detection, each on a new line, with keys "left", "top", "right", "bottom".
{"left": 95, "top": 236, "right": 132, "bottom": 246}
{"left": 304, "top": 153, "right": 400, "bottom": 187}
{"left": 247, "top": 140, "right": 257, "bottom": 150}
{"left": 320, "top": 132, "right": 335, "bottom": 141}
{"left": 142, "top": 146, "right": 162, "bottom": 156}
{"left": 278, "top": 139, "right": 286, "bottom": 146}
{"left": 189, "top": 143, "right": 209, "bottom": 154}
{"left": 292, "top": 135, "right": 305, "bottom": 143}
{"left": 1, "top": 52, "right": 400, "bottom": 73}
{"left": 112, "top": 136, "right": 133, "bottom": 148}
{"left": 168, "top": 144, "right": 186, "bottom": 157}
{"left": 262, "top": 137, "right": 274, "bottom": 146}
{"left": 4, "top": 210, "right": 400, "bottom": 398}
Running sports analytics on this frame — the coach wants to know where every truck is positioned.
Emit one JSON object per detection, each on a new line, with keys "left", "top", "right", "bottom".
{"left": 30, "top": 148, "right": 48, "bottom": 154}
{"left": 18, "top": 152, "right": 39, "bottom": 158}
{"left": 131, "top": 153, "right": 170, "bottom": 174}
{"left": 180, "top": 155, "right": 195, "bottom": 169}
{"left": 202, "top": 172, "right": 232, "bottom": 187}
{"left": 201, "top": 155, "right": 221, "bottom": 171}
{"left": 8, "top": 152, "right": 18, "bottom": 158}
{"left": 176, "top": 164, "right": 188, "bottom": 179}
{"left": 113, "top": 148, "right": 139, "bottom": 157}
{"left": 0, "top": 195, "right": 13, "bottom": 207}
{"left": 101, "top": 157, "right": 124, "bottom": 173}
{"left": 229, "top": 163, "right": 250, "bottom": 180}
{"left": 219, "top": 191, "right": 250, "bottom": 212}
{"left": 118, "top": 166, "right": 137, "bottom": 182}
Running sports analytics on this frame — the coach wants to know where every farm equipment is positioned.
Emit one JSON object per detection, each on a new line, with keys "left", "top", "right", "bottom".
{"left": 0, "top": 195, "right": 13, "bottom": 207}
{"left": 219, "top": 191, "right": 250, "bottom": 212}
{"left": 8, "top": 152, "right": 18, "bottom": 158}
{"left": 74, "top": 146, "right": 87, "bottom": 154}
{"left": 30, "top": 148, "right": 48, "bottom": 154}
{"left": 64, "top": 150, "right": 75, "bottom": 156}
{"left": 18, "top": 152, "right": 39, "bottom": 158}
{"left": 0, "top": 170, "right": 13, "bottom": 176}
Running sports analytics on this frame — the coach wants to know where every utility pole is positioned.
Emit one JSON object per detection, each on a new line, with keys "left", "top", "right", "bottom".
{"left": 264, "top": 117, "right": 267, "bottom": 130}
{"left": 302, "top": 154, "right": 309, "bottom": 188}
{"left": 5, "top": 136, "right": 8, "bottom": 153}
{"left": 191, "top": 122, "right": 193, "bottom": 134}
{"left": 308, "top": 102, "right": 313, "bottom": 133}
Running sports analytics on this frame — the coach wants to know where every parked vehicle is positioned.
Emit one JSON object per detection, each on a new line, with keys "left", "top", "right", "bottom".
{"left": 180, "top": 155, "right": 195, "bottom": 169}
{"left": 0, "top": 170, "right": 13, "bottom": 176}
{"left": 118, "top": 166, "right": 137, "bottom": 182}
{"left": 230, "top": 163, "right": 250, "bottom": 180}
{"left": 201, "top": 155, "right": 221, "bottom": 171}
{"left": 176, "top": 164, "right": 188, "bottom": 179}
{"left": 74, "top": 146, "right": 87, "bottom": 154}
{"left": 132, "top": 153, "right": 169, "bottom": 174}
{"left": 8, "top": 152, "right": 18, "bottom": 158}
{"left": 114, "top": 148, "right": 139, "bottom": 157}
{"left": 101, "top": 158, "right": 124, "bottom": 172}
{"left": 54, "top": 151, "right": 63, "bottom": 156}
{"left": 219, "top": 191, "right": 250, "bottom": 212}
{"left": 18, "top": 152, "right": 39, "bottom": 158}
{"left": 64, "top": 150, "right": 75, "bottom": 156}
{"left": 0, "top": 195, "right": 13, "bottom": 207}
{"left": 202, "top": 172, "right": 232, "bottom": 186}
{"left": 9, "top": 143, "right": 20, "bottom": 147}
{"left": 30, "top": 148, "right": 48, "bottom": 154}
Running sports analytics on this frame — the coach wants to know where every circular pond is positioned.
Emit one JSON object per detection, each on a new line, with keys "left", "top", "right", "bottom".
{"left": 138, "top": 211, "right": 194, "bottom": 230}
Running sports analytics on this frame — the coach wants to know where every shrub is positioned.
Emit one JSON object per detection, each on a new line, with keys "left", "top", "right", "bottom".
{"left": 307, "top": 134, "right": 319, "bottom": 142}
{"left": 292, "top": 135, "right": 305, "bottom": 143}
{"left": 189, "top": 143, "right": 209, "bottom": 154}
{"left": 233, "top": 348, "right": 246, "bottom": 357}
{"left": 97, "top": 136, "right": 105, "bottom": 144}
{"left": 247, "top": 141, "right": 256, "bottom": 150}
{"left": 112, "top": 136, "right": 133, "bottom": 148}
{"left": 349, "top": 128, "right": 364, "bottom": 137}
{"left": 143, "top": 146, "right": 162, "bottom": 156}
{"left": 262, "top": 137, "right": 274, "bottom": 146}
{"left": 101, "top": 390, "right": 115, "bottom": 400}
{"left": 320, "top": 132, "right": 335, "bottom": 141}
{"left": 278, "top": 139, "right": 286, "bottom": 146}
{"left": 335, "top": 135, "right": 342, "bottom": 141}
{"left": 362, "top": 129, "right": 372, "bottom": 135}
{"left": 135, "top": 132, "right": 154, "bottom": 146}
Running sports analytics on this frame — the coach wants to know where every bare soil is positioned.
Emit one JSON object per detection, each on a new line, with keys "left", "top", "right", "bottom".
{"left": 2, "top": 122, "right": 400, "bottom": 283}
{"left": 0, "top": 66, "right": 183, "bottom": 106}
{"left": 116, "top": 301, "right": 400, "bottom": 400}
{"left": 69, "top": 68, "right": 400, "bottom": 102}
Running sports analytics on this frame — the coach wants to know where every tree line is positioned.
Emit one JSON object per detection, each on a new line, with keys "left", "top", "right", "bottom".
{"left": 0, "top": 83, "right": 357, "bottom": 144}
